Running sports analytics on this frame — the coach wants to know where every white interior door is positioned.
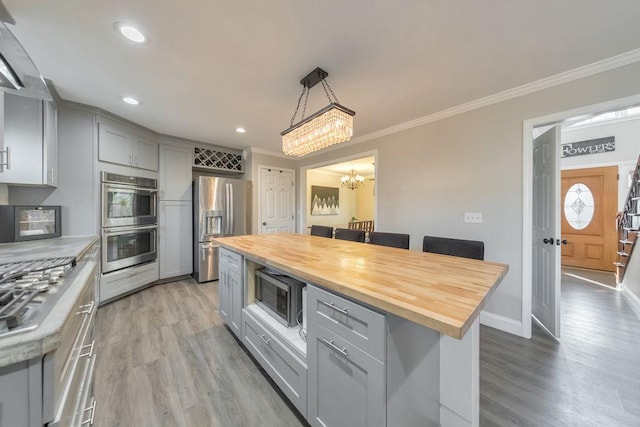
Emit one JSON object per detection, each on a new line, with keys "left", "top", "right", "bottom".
{"left": 259, "top": 167, "right": 294, "bottom": 233}
{"left": 532, "top": 126, "right": 561, "bottom": 338}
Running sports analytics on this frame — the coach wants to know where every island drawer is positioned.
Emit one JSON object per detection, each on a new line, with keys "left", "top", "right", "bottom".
{"left": 220, "top": 248, "right": 243, "bottom": 276}
{"left": 242, "top": 308, "right": 307, "bottom": 417}
{"left": 307, "top": 285, "right": 386, "bottom": 362}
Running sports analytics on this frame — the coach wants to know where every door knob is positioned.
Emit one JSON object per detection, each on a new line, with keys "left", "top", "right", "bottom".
{"left": 557, "top": 239, "right": 568, "bottom": 245}
{"left": 543, "top": 238, "right": 554, "bottom": 244}
{"left": 262, "top": 222, "right": 267, "bottom": 226}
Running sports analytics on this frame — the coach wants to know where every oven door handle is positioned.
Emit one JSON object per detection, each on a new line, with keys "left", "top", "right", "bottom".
{"left": 103, "top": 225, "right": 158, "bottom": 234}
{"left": 104, "top": 183, "right": 159, "bottom": 193}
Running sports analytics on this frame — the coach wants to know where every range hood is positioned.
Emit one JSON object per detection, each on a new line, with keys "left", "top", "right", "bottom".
{"left": 0, "top": 15, "right": 52, "bottom": 101}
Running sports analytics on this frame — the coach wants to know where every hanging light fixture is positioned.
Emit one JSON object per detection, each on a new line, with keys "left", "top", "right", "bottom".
{"left": 282, "top": 67, "right": 355, "bottom": 157}
{"left": 341, "top": 170, "right": 365, "bottom": 190}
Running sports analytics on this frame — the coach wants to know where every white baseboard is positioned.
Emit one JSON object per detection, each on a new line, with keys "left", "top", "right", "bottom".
{"left": 621, "top": 284, "right": 640, "bottom": 314}
{"left": 480, "top": 311, "right": 523, "bottom": 337}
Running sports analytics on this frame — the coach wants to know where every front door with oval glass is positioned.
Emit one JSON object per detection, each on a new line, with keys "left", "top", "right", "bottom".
{"left": 561, "top": 166, "right": 617, "bottom": 272}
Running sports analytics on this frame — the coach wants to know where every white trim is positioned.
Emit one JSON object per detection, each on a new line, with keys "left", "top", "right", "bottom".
{"left": 299, "top": 150, "right": 379, "bottom": 233}
{"left": 257, "top": 165, "right": 296, "bottom": 234}
{"left": 562, "top": 160, "right": 636, "bottom": 171}
{"left": 621, "top": 284, "right": 640, "bottom": 314}
{"left": 480, "top": 311, "right": 523, "bottom": 337}
{"left": 298, "top": 49, "right": 640, "bottom": 159}
{"left": 532, "top": 315, "right": 560, "bottom": 342}
{"left": 521, "top": 92, "right": 640, "bottom": 340}
{"left": 249, "top": 146, "right": 293, "bottom": 159}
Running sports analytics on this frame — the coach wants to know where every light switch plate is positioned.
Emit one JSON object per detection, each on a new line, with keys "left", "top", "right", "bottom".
{"left": 464, "top": 212, "right": 483, "bottom": 223}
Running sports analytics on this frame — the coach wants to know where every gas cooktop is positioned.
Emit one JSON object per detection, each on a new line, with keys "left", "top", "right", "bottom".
{"left": 0, "top": 257, "right": 76, "bottom": 338}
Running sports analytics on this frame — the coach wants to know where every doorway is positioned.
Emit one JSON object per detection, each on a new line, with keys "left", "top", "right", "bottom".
{"left": 523, "top": 94, "right": 640, "bottom": 339}
{"left": 299, "top": 151, "right": 378, "bottom": 233}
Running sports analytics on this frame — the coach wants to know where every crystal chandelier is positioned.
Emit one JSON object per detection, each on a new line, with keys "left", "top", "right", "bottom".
{"left": 282, "top": 67, "right": 355, "bottom": 157}
{"left": 341, "top": 170, "right": 365, "bottom": 190}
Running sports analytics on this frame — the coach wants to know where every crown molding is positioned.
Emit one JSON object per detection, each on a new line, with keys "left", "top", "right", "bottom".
{"left": 301, "top": 48, "right": 640, "bottom": 159}
{"left": 247, "top": 146, "right": 293, "bottom": 159}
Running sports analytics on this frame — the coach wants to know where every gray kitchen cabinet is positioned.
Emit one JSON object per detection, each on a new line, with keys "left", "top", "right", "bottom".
{"left": 97, "top": 116, "right": 158, "bottom": 171}
{"left": 307, "top": 284, "right": 386, "bottom": 427}
{"left": 159, "top": 200, "right": 192, "bottom": 279}
{"left": 0, "top": 92, "right": 57, "bottom": 186}
{"left": 219, "top": 248, "right": 243, "bottom": 336}
{"left": 158, "top": 143, "right": 192, "bottom": 201}
{"left": 242, "top": 307, "right": 308, "bottom": 416}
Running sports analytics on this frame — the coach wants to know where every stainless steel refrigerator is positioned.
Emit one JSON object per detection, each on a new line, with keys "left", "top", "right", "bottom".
{"left": 193, "top": 177, "right": 252, "bottom": 282}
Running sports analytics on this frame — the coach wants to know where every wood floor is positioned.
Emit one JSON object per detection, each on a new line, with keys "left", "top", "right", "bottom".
{"left": 481, "top": 272, "right": 640, "bottom": 426}
{"left": 95, "top": 275, "right": 640, "bottom": 426}
{"left": 93, "top": 280, "right": 304, "bottom": 427}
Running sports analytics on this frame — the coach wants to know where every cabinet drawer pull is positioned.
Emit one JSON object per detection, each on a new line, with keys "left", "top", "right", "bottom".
{"left": 77, "top": 301, "right": 95, "bottom": 316}
{"left": 320, "top": 300, "right": 348, "bottom": 316}
{"left": 259, "top": 334, "right": 271, "bottom": 345}
{"left": 80, "top": 397, "right": 96, "bottom": 425}
{"left": 79, "top": 340, "right": 95, "bottom": 359}
{"left": 322, "top": 339, "right": 348, "bottom": 358}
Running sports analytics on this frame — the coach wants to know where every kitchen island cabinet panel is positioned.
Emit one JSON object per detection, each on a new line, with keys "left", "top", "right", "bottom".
{"left": 242, "top": 308, "right": 308, "bottom": 417}
{"left": 307, "top": 322, "right": 385, "bottom": 427}
{"left": 219, "top": 247, "right": 243, "bottom": 336}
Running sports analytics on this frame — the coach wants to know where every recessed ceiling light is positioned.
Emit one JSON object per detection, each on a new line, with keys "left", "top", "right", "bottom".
{"left": 114, "top": 22, "right": 148, "bottom": 44}
{"left": 235, "top": 127, "right": 246, "bottom": 133}
{"left": 121, "top": 96, "right": 141, "bottom": 105}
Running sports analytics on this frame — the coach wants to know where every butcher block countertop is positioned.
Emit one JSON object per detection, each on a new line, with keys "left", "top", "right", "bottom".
{"left": 213, "top": 233, "right": 509, "bottom": 339}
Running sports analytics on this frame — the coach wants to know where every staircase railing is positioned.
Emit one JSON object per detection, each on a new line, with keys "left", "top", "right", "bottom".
{"left": 616, "top": 154, "right": 640, "bottom": 283}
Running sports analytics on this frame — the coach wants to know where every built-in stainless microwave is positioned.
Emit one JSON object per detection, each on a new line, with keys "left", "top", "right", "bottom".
{"left": 255, "top": 269, "right": 305, "bottom": 327}
{"left": 0, "top": 205, "right": 61, "bottom": 243}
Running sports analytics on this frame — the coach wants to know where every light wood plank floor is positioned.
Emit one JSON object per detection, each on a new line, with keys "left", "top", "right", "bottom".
{"left": 95, "top": 275, "right": 640, "bottom": 426}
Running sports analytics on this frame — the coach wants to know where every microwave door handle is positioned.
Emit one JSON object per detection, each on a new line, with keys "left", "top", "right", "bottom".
{"left": 103, "top": 225, "right": 158, "bottom": 234}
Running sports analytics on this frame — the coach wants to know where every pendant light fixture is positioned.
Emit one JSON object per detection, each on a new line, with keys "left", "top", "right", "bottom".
{"left": 341, "top": 170, "right": 365, "bottom": 190}
{"left": 282, "top": 67, "right": 355, "bottom": 157}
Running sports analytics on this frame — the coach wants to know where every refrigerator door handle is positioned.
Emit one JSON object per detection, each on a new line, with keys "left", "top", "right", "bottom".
{"left": 228, "top": 182, "right": 234, "bottom": 235}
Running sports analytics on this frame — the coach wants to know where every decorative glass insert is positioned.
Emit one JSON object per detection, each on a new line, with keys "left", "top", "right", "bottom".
{"left": 563, "top": 183, "right": 595, "bottom": 230}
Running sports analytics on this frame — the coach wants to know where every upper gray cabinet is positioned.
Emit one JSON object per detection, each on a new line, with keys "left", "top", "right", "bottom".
{"left": 158, "top": 143, "right": 192, "bottom": 201}
{"left": 97, "top": 116, "right": 158, "bottom": 171}
{"left": 0, "top": 92, "right": 57, "bottom": 186}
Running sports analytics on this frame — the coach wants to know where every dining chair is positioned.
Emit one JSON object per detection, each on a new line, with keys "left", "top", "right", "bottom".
{"left": 310, "top": 225, "right": 333, "bottom": 238}
{"left": 368, "top": 231, "right": 410, "bottom": 249}
{"left": 422, "top": 236, "right": 484, "bottom": 260}
{"left": 334, "top": 228, "right": 366, "bottom": 243}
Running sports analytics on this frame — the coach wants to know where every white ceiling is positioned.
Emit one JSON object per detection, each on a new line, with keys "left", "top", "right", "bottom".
{"left": 5, "top": 1, "right": 640, "bottom": 155}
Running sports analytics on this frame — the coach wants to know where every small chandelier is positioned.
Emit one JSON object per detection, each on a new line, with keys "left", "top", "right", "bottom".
{"left": 341, "top": 170, "right": 365, "bottom": 190}
{"left": 282, "top": 67, "right": 355, "bottom": 157}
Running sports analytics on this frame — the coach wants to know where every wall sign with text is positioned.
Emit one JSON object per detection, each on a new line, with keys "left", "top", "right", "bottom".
{"left": 561, "top": 136, "right": 615, "bottom": 158}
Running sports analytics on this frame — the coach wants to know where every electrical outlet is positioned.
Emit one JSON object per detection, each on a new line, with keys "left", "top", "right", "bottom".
{"left": 464, "top": 212, "right": 483, "bottom": 224}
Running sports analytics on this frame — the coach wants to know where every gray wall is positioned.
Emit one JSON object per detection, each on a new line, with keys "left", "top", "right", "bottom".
{"left": 622, "top": 244, "right": 640, "bottom": 304}
{"left": 9, "top": 105, "right": 96, "bottom": 236}
{"left": 296, "top": 61, "right": 640, "bottom": 325}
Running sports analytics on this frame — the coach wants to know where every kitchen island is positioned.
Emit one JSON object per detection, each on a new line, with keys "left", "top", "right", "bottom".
{"left": 214, "top": 233, "right": 508, "bottom": 427}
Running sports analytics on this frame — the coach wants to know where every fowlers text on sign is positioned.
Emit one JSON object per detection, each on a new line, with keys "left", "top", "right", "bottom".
{"left": 561, "top": 136, "right": 615, "bottom": 158}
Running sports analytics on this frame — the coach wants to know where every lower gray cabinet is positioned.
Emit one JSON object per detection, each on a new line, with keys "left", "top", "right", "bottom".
{"left": 218, "top": 250, "right": 242, "bottom": 337}
{"left": 243, "top": 309, "right": 308, "bottom": 416}
{"left": 307, "top": 323, "right": 385, "bottom": 427}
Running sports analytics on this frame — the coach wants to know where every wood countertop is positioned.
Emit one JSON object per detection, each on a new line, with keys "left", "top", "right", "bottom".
{"left": 213, "top": 233, "right": 509, "bottom": 339}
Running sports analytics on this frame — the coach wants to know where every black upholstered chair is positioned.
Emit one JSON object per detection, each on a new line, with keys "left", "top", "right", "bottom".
{"left": 368, "top": 231, "right": 410, "bottom": 249}
{"left": 334, "top": 228, "right": 366, "bottom": 243}
{"left": 310, "top": 225, "right": 333, "bottom": 238}
{"left": 422, "top": 236, "right": 484, "bottom": 260}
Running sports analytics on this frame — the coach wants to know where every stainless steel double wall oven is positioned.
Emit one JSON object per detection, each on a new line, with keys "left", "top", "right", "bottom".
{"left": 101, "top": 172, "right": 158, "bottom": 273}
